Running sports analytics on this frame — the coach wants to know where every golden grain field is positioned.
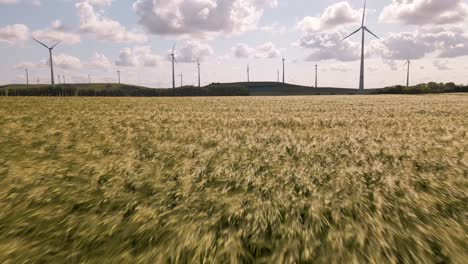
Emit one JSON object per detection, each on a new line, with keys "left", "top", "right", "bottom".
{"left": 0, "top": 95, "right": 467, "bottom": 263}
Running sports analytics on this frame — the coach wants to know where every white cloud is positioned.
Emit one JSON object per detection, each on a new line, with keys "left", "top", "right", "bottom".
{"left": 76, "top": 0, "right": 147, "bottom": 43}
{"left": 54, "top": 53, "right": 83, "bottom": 70}
{"left": 0, "top": 24, "right": 29, "bottom": 45}
{"left": 433, "top": 60, "right": 451, "bottom": 71}
{"left": 132, "top": 0, "right": 278, "bottom": 37}
{"left": 115, "top": 46, "right": 162, "bottom": 67}
{"left": 88, "top": 52, "right": 112, "bottom": 69}
{"left": 297, "top": 2, "right": 360, "bottom": 33}
{"left": 175, "top": 41, "right": 214, "bottom": 63}
{"left": 32, "top": 20, "right": 81, "bottom": 45}
{"left": 0, "top": 0, "right": 41, "bottom": 5}
{"left": 298, "top": 31, "right": 360, "bottom": 62}
{"left": 232, "top": 42, "right": 280, "bottom": 59}
{"left": 380, "top": 0, "right": 468, "bottom": 25}
{"left": 368, "top": 26, "right": 468, "bottom": 60}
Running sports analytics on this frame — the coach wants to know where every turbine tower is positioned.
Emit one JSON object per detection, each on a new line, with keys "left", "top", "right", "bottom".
{"left": 117, "top": 70, "right": 120, "bottom": 84}
{"left": 33, "top": 38, "right": 61, "bottom": 85}
{"left": 342, "top": 0, "right": 380, "bottom": 94}
{"left": 405, "top": 60, "right": 411, "bottom": 88}
{"left": 179, "top": 73, "right": 183, "bottom": 87}
{"left": 25, "top": 68, "right": 29, "bottom": 86}
{"left": 170, "top": 43, "right": 176, "bottom": 89}
{"left": 88, "top": 74, "right": 91, "bottom": 85}
{"left": 58, "top": 75, "right": 61, "bottom": 84}
{"left": 197, "top": 59, "right": 201, "bottom": 88}
{"left": 247, "top": 64, "right": 250, "bottom": 82}
{"left": 282, "top": 57, "right": 285, "bottom": 83}
{"left": 315, "top": 65, "right": 318, "bottom": 88}
{"left": 277, "top": 69, "right": 280, "bottom": 83}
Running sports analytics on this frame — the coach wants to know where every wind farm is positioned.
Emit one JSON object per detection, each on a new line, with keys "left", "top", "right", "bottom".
{"left": 0, "top": 0, "right": 467, "bottom": 263}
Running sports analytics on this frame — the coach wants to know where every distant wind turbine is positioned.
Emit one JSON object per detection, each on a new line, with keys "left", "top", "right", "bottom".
{"left": 170, "top": 43, "right": 176, "bottom": 89}
{"left": 58, "top": 75, "right": 61, "bottom": 84}
{"left": 277, "top": 69, "right": 280, "bottom": 83}
{"left": 342, "top": 0, "right": 380, "bottom": 94}
{"left": 282, "top": 57, "right": 285, "bottom": 83}
{"left": 33, "top": 38, "right": 61, "bottom": 85}
{"left": 405, "top": 60, "right": 411, "bottom": 88}
{"left": 88, "top": 74, "right": 91, "bottom": 85}
{"left": 247, "top": 64, "right": 250, "bottom": 82}
{"left": 315, "top": 64, "right": 318, "bottom": 88}
{"left": 197, "top": 59, "right": 201, "bottom": 88}
{"left": 117, "top": 70, "right": 120, "bottom": 84}
{"left": 25, "top": 68, "right": 29, "bottom": 85}
{"left": 179, "top": 73, "right": 183, "bottom": 87}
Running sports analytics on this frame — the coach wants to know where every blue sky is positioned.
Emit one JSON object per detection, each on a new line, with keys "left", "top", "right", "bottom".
{"left": 1, "top": 0, "right": 468, "bottom": 88}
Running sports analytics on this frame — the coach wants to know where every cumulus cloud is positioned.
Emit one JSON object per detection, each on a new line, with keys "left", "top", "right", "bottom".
{"left": 14, "top": 53, "right": 82, "bottom": 70}
{"left": 76, "top": 0, "right": 147, "bottom": 43}
{"left": 0, "top": 24, "right": 29, "bottom": 45}
{"left": 132, "top": 0, "right": 278, "bottom": 37}
{"left": 88, "top": 52, "right": 112, "bottom": 69}
{"left": 433, "top": 60, "right": 451, "bottom": 70}
{"left": 380, "top": 0, "right": 468, "bottom": 25}
{"left": 296, "top": 2, "right": 366, "bottom": 62}
{"left": 369, "top": 26, "right": 468, "bottom": 60}
{"left": 54, "top": 53, "right": 83, "bottom": 70}
{"left": 175, "top": 41, "right": 214, "bottom": 62}
{"left": 297, "top": 1, "right": 360, "bottom": 33}
{"left": 0, "top": 0, "right": 41, "bottom": 5}
{"left": 232, "top": 42, "right": 280, "bottom": 59}
{"left": 298, "top": 31, "right": 360, "bottom": 62}
{"left": 115, "top": 46, "right": 162, "bottom": 67}
{"left": 32, "top": 20, "right": 81, "bottom": 45}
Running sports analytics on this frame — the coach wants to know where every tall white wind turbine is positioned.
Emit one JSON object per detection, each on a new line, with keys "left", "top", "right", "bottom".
{"left": 197, "top": 59, "right": 201, "bottom": 88}
{"left": 33, "top": 38, "right": 61, "bottom": 85}
{"left": 170, "top": 43, "right": 176, "bottom": 89}
{"left": 282, "top": 57, "right": 285, "bottom": 83}
{"left": 315, "top": 65, "right": 318, "bottom": 88}
{"left": 342, "top": 0, "right": 380, "bottom": 94}
{"left": 405, "top": 60, "right": 411, "bottom": 88}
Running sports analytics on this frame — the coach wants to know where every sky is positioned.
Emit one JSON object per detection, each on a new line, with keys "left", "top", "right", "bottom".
{"left": 1, "top": 0, "right": 468, "bottom": 88}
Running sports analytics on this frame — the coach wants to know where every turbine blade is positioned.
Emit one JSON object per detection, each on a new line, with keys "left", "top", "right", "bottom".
{"left": 362, "top": 0, "right": 367, "bottom": 27}
{"left": 32, "top": 38, "right": 49, "bottom": 49}
{"left": 342, "top": 27, "right": 362, "bottom": 41}
{"left": 172, "top": 42, "right": 176, "bottom": 53}
{"left": 51, "top": 41, "right": 61, "bottom": 49}
{"left": 364, "top": 27, "right": 380, "bottom": 39}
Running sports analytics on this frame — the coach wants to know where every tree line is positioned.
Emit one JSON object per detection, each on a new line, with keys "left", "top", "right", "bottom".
{"left": 373, "top": 82, "right": 468, "bottom": 94}
{"left": 0, "top": 83, "right": 250, "bottom": 97}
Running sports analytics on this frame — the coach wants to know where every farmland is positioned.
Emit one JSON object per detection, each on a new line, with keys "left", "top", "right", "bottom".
{"left": 0, "top": 95, "right": 467, "bottom": 263}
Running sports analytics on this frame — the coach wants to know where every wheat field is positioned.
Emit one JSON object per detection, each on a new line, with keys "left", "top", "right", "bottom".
{"left": 0, "top": 95, "right": 467, "bottom": 263}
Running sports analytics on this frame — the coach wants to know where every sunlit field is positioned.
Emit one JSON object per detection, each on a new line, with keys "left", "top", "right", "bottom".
{"left": 0, "top": 95, "right": 466, "bottom": 263}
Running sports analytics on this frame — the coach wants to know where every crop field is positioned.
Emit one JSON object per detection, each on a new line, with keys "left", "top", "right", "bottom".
{"left": 0, "top": 95, "right": 467, "bottom": 263}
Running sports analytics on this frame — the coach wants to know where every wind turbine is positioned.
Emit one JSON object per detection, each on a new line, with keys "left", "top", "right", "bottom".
{"left": 282, "top": 57, "right": 285, "bottom": 83}
{"left": 197, "top": 59, "right": 201, "bottom": 88}
{"left": 88, "top": 74, "right": 91, "bottom": 85}
{"left": 58, "top": 75, "right": 61, "bottom": 84}
{"left": 342, "top": 0, "right": 380, "bottom": 94}
{"left": 117, "top": 70, "right": 121, "bottom": 84}
{"left": 277, "top": 69, "right": 280, "bottom": 83}
{"left": 170, "top": 43, "right": 176, "bottom": 89}
{"left": 32, "top": 38, "right": 61, "bottom": 85}
{"left": 179, "top": 73, "right": 183, "bottom": 87}
{"left": 25, "top": 68, "right": 29, "bottom": 86}
{"left": 405, "top": 60, "right": 411, "bottom": 88}
{"left": 247, "top": 64, "right": 250, "bottom": 82}
{"left": 315, "top": 65, "right": 318, "bottom": 88}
